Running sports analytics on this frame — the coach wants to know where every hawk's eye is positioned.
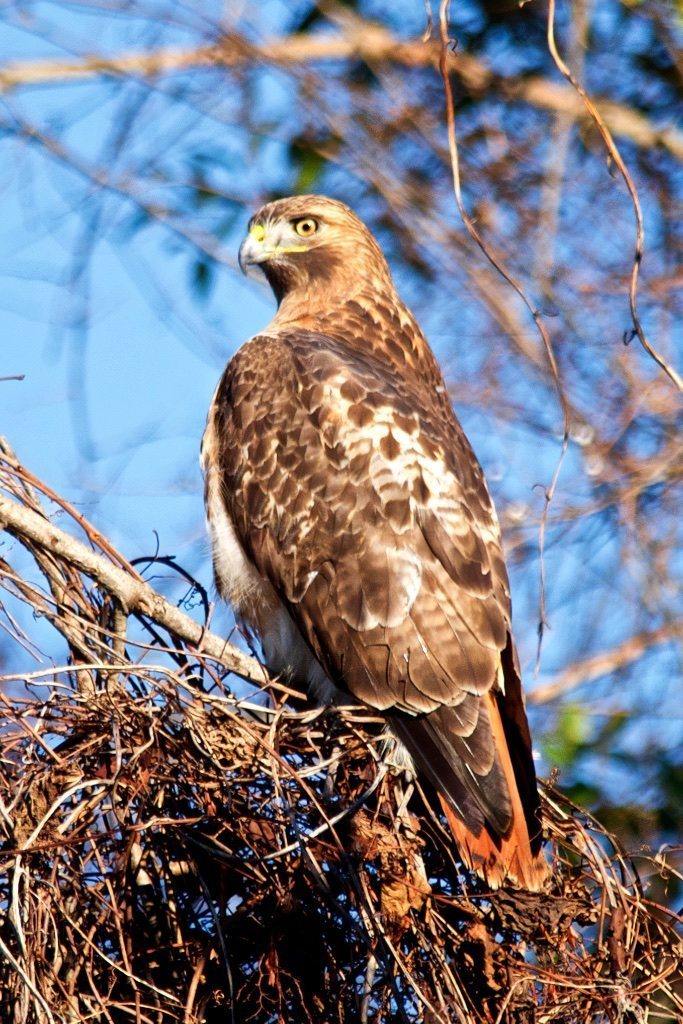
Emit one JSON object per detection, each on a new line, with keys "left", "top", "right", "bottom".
{"left": 293, "top": 218, "right": 318, "bottom": 238}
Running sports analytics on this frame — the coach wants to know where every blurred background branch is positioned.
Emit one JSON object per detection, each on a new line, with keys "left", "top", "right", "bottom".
{"left": 2, "top": 28, "right": 682, "bottom": 158}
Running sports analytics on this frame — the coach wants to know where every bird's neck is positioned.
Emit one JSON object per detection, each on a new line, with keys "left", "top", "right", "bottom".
{"left": 273, "top": 284, "right": 444, "bottom": 386}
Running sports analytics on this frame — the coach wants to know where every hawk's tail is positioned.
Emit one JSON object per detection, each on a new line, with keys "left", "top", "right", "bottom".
{"left": 392, "top": 662, "right": 548, "bottom": 891}
{"left": 438, "top": 688, "right": 548, "bottom": 891}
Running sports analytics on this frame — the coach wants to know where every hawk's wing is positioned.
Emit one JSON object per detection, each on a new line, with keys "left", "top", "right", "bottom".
{"left": 211, "top": 328, "right": 543, "bottom": 885}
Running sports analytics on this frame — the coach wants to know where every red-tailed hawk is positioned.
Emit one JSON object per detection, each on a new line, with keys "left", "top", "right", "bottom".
{"left": 202, "top": 195, "right": 546, "bottom": 890}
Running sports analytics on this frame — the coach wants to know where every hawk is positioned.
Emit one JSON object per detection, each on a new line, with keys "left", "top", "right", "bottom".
{"left": 202, "top": 195, "right": 546, "bottom": 890}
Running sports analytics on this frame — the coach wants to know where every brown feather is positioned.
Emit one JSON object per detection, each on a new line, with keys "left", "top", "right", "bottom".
{"left": 437, "top": 689, "right": 547, "bottom": 891}
{"left": 203, "top": 195, "right": 548, "bottom": 890}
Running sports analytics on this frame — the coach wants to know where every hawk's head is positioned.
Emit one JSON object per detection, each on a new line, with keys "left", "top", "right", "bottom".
{"left": 238, "top": 195, "right": 391, "bottom": 306}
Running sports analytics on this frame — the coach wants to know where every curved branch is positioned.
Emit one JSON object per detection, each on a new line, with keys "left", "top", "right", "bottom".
{"left": 0, "top": 493, "right": 266, "bottom": 686}
{"left": 547, "top": 0, "right": 682, "bottom": 394}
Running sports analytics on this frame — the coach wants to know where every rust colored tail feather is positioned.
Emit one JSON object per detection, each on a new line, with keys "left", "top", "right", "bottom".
{"left": 439, "top": 796, "right": 547, "bottom": 891}
{"left": 392, "top": 645, "right": 548, "bottom": 891}
{"left": 439, "top": 688, "right": 548, "bottom": 892}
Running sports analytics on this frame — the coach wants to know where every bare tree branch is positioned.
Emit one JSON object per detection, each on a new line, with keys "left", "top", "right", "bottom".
{"left": 0, "top": 493, "right": 266, "bottom": 686}
{"left": 547, "top": 0, "right": 682, "bottom": 395}
{"left": 529, "top": 624, "right": 683, "bottom": 704}
{"left": 1, "top": 31, "right": 681, "bottom": 158}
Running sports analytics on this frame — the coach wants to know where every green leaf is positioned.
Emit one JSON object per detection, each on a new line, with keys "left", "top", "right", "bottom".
{"left": 291, "top": 145, "right": 326, "bottom": 194}
{"left": 544, "top": 703, "right": 591, "bottom": 767}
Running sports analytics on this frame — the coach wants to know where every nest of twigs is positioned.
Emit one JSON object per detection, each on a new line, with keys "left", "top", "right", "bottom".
{"left": 1, "top": 444, "right": 682, "bottom": 1023}
{"left": 1, "top": 675, "right": 681, "bottom": 1023}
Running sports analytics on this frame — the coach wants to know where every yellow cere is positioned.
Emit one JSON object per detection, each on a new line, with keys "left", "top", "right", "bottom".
{"left": 249, "top": 223, "right": 266, "bottom": 242}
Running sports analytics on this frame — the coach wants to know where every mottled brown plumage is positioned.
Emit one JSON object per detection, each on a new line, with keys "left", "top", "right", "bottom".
{"left": 202, "top": 195, "right": 546, "bottom": 889}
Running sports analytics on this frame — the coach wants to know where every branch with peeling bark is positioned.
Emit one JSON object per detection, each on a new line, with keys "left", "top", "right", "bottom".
{"left": 1, "top": 29, "right": 680, "bottom": 159}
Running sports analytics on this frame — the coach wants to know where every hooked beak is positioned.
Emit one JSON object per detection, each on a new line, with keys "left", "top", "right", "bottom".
{"left": 238, "top": 221, "right": 309, "bottom": 275}
{"left": 238, "top": 224, "right": 268, "bottom": 275}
